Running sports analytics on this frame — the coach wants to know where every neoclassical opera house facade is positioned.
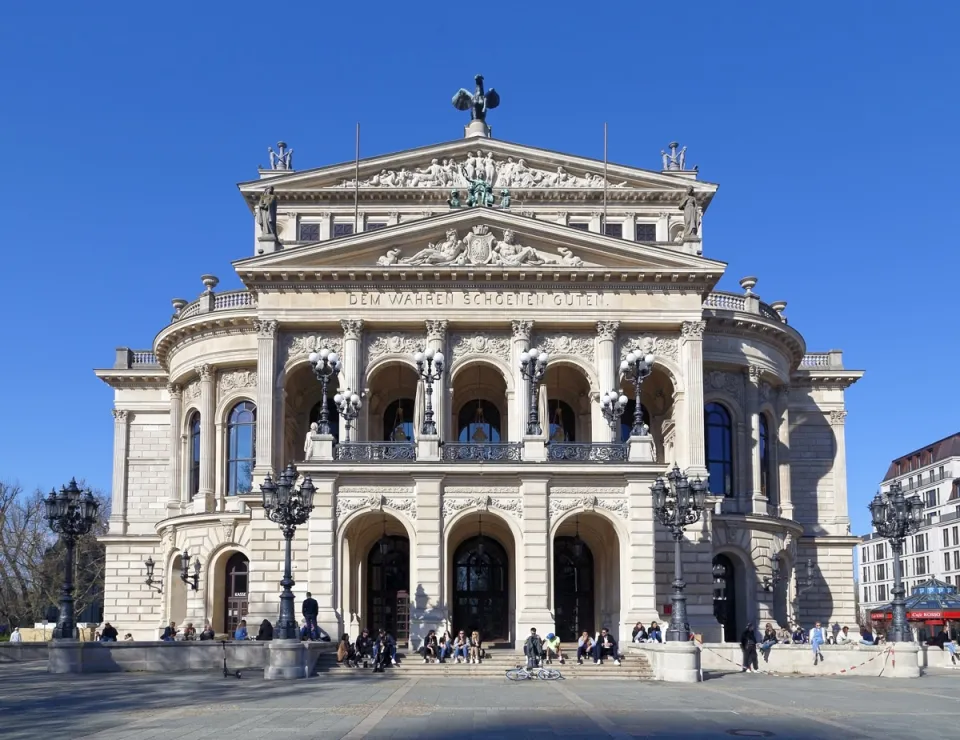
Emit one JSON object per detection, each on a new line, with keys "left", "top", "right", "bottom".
{"left": 97, "top": 126, "right": 862, "bottom": 644}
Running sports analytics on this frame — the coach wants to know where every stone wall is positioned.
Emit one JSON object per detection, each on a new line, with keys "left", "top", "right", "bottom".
{"left": 125, "top": 414, "right": 170, "bottom": 530}
{"left": 789, "top": 412, "right": 836, "bottom": 530}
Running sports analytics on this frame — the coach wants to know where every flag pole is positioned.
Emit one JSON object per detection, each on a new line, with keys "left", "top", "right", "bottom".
{"left": 602, "top": 122, "right": 608, "bottom": 234}
{"left": 354, "top": 122, "right": 360, "bottom": 232}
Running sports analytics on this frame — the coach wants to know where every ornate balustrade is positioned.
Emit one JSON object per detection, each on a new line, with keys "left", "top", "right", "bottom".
{"left": 176, "top": 290, "right": 256, "bottom": 322}
{"left": 441, "top": 443, "right": 523, "bottom": 462}
{"left": 704, "top": 292, "right": 747, "bottom": 311}
{"left": 547, "top": 443, "right": 627, "bottom": 463}
{"left": 334, "top": 442, "right": 416, "bottom": 462}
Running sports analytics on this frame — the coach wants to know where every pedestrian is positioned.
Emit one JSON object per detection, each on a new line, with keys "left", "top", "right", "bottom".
{"left": 740, "top": 622, "right": 759, "bottom": 673}
{"left": 810, "top": 621, "right": 827, "bottom": 664}
{"left": 9, "top": 627, "right": 22, "bottom": 643}
{"left": 301, "top": 591, "right": 319, "bottom": 640}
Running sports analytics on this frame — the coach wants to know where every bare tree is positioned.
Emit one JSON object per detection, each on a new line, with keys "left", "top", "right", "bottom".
{"left": 0, "top": 480, "right": 110, "bottom": 629}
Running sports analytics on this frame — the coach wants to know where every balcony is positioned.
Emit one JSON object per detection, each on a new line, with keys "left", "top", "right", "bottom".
{"left": 547, "top": 443, "right": 628, "bottom": 463}
{"left": 335, "top": 442, "right": 416, "bottom": 462}
{"left": 440, "top": 443, "right": 523, "bottom": 462}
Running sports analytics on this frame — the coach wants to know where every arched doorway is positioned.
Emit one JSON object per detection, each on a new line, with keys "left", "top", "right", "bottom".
{"left": 553, "top": 535, "right": 594, "bottom": 641}
{"left": 713, "top": 553, "right": 737, "bottom": 642}
{"left": 223, "top": 552, "right": 249, "bottom": 635}
{"left": 453, "top": 535, "right": 509, "bottom": 642}
{"left": 366, "top": 535, "right": 410, "bottom": 640}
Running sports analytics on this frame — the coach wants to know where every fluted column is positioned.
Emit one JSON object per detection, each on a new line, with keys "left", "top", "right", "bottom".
{"left": 167, "top": 384, "right": 183, "bottom": 515}
{"left": 340, "top": 319, "right": 364, "bottom": 440}
{"left": 680, "top": 321, "right": 706, "bottom": 473}
{"left": 510, "top": 320, "right": 533, "bottom": 443}
{"left": 776, "top": 386, "right": 794, "bottom": 520}
{"left": 745, "top": 365, "right": 766, "bottom": 514}
{"left": 195, "top": 364, "right": 216, "bottom": 513}
{"left": 595, "top": 321, "right": 619, "bottom": 442}
{"left": 830, "top": 409, "right": 850, "bottom": 535}
{"left": 109, "top": 409, "right": 129, "bottom": 535}
{"left": 254, "top": 320, "right": 278, "bottom": 475}
{"left": 425, "top": 320, "right": 448, "bottom": 440}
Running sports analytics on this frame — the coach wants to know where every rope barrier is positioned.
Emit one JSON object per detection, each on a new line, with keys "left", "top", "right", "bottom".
{"left": 693, "top": 639, "right": 893, "bottom": 677}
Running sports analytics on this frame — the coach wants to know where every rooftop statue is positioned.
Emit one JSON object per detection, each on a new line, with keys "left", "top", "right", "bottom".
{"left": 678, "top": 186, "right": 699, "bottom": 238}
{"left": 452, "top": 74, "right": 500, "bottom": 122}
{"left": 256, "top": 186, "right": 278, "bottom": 237}
{"left": 268, "top": 141, "right": 294, "bottom": 170}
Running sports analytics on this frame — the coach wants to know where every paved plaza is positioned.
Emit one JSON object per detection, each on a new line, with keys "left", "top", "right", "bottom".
{"left": 2, "top": 664, "right": 959, "bottom": 739}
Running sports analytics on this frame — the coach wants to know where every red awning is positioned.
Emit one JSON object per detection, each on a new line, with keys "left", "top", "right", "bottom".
{"left": 869, "top": 609, "right": 960, "bottom": 621}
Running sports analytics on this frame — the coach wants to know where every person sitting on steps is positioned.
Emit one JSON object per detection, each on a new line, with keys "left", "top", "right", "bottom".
{"left": 452, "top": 629, "right": 471, "bottom": 663}
{"left": 469, "top": 630, "right": 483, "bottom": 664}
{"left": 524, "top": 627, "right": 544, "bottom": 668}
{"left": 543, "top": 632, "right": 565, "bottom": 664}
{"left": 337, "top": 633, "right": 358, "bottom": 667}
{"left": 420, "top": 629, "right": 440, "bottom": 663}
{"left": 592, "top": 627, "right": 621, "bottom": 665}
{"left": 577, "top": 631, "right": 594, "bottom": 664}
{"left": 355, "top": 628, "right": 374, "bottom": 668}
{"left": 373, "top": 628, "right": 398, "bottom": 667}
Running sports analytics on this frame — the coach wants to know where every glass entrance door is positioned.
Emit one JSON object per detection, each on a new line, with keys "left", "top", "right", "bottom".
{"left": 452, "top": 536, "right": 509, "bottom": 642}
{"left": 553, "top": 536, "right": 594, "bottom": 642}
{"left": 366, "top": 536, "right": 409, "bottom": 637}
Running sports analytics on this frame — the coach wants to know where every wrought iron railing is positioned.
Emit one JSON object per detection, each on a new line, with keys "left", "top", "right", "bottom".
{"left": 547, "top": 443, "right": 627, "bottom": 462}
{"left": 335, "top": 442, "right": 416, "bottom": 462}
{"left": 441, "top": 443, "right": 523, "bottom": 462}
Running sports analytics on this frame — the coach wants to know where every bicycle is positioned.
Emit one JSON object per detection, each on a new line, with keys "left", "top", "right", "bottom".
{"left": 505, "top": 662, "right": 562, "bottom": 681}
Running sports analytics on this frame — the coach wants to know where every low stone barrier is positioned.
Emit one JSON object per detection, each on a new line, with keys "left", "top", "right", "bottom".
{"left": 0, "top": 643, "right": 49, "bottom": 663}
{"left": 693, "top": 642, "right": 919, "bottom": 678}
{"left": 47, "top": 640, "right": 335, "bottom": 675}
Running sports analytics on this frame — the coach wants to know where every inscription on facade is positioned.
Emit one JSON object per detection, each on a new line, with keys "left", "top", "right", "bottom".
{"left": 348, "top": 291, "right": 607, "bottom": 309}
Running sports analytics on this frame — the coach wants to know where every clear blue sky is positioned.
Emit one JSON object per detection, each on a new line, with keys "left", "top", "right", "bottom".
{"left": 2, "top": 1, "right": 957, "bottom": 538}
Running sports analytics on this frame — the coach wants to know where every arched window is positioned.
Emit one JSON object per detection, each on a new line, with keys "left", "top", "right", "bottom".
{"left": 759, "top": 413, "right": 770, "bottom": 499}
{"left": 457, "top": 400, "right": 501, "bottom": 443}
{"left": 188, "top": 412, "right": 201, "bottom": 496}
{"left": 383, "top": 399, "right": 415, "bottom": 442}
{"left": 548, "top": 400, "right": 576, "bottom": 442}
{"left": 705, "top": 403, "right": 733, "bottom": 497}
{"left": 309, "top": 399, "right": 340, "bottom": 444}
{"left": 227, "top": 401, "right": 256, "bottom": 496}
{"left": 619, "top": 400, "right": 651, "bottom": 442}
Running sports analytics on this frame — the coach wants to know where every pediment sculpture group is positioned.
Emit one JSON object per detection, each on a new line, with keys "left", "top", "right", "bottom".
{"left": 376, "top": 226, "right": 584, "bottom": 268}
{"left": 339, "top": 152, "right": 629, "bottom": 190}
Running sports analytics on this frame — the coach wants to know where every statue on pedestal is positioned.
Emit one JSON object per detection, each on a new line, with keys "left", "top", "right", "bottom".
{"left": 452, "top": 74, "right": 501, "bottom": 122}
{"left": 268, "top": 141, "right": 294, "bottom": 170}
{"left": 256, "top": 186, "right": 278, "bottom": 237}
{"left": 678, "top": 186, "right": 699, "bottom": 237}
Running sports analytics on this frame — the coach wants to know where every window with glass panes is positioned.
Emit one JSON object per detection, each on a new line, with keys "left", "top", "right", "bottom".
{"left": 954, "top": 551, "right": 960, "bottom": 571}
{"left": 569, "top": 222, "right": 589, "bottom": 231}
{"left": 603, "top": 222, "right": 622, "bottom": 238}
{"left": 875, "top": 543, "right": 885, "bottom": 560}
{"left": 332, "top": 221, "right": 354, "bottom": 238}
{"left": 298, "top": 222, "right": 320, "bottom": 241}
{"left": 635, "top": 223, "right": 657, "bottom": 241}
{"left": 365, "top": 222, "right": 387, "bottom": 231}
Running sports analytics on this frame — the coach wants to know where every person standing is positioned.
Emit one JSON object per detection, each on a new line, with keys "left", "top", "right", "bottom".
{"left": 810, "top": 621, "right": 827, "bottom": 665}
{"left": 9, "top": 627, "right": 22, "bottom": 643}
{"left": 301, "top": 592, "right": 319, "bottom": 641}
{"left": 740, "top": 623, "right": 759, "bottom": 673}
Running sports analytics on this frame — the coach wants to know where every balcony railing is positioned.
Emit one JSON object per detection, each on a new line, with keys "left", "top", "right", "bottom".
{"left": 335, "top": 442, "right": 416, "bottom": 462}
{"left": 441, "top": 443, "right": 523, "bottom": 462}
{"left": 548, "top": 443, "right": 628, "bottom": 463}
{"left": 176, "top": 290, "right": 256, "bottom": 322}
{"left": 704, "top": 292, "right": 746, "bottom": 311}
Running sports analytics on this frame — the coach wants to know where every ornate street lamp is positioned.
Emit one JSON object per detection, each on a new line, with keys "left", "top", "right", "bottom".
{"left": 144, "top": 556, "right": 163, "bottom": 594}
{"left": 869, "top": 482, "right": 924, "bottom": 642}
{"left": 619, "top": 351, "right": 654, "bottom": 436}
{"left": 414, "top": 349, "right": 444, "bottom": 435}
{"left": 651, "top": 465, "right": 708, "bottom": 642}
{"left": 334, "top": 388, "right": 363, "bottom": 443}
{"left": 44, "top": 479, "right": 100, "bottom": 640}
{"left": 518, "top": 347, "right": 549, "bottom": 435}
{"left": 180, "top": 550, "right": 201, "bottom": 591}
{"left": 308, "top": 348, "right": 341, "bottom": 434}
{"left": 261, "top": 464, "right": 316, "bottom": 640}
{"left": 762, "top": 554, "right": 781, "bottom": 592}
{"left": 600, "top": 389, "right": 629, "bottom": 443}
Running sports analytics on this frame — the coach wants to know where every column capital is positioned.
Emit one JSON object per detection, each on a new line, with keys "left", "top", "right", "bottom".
{"left": 829, "top": 409, "right": 847, "bottom": 426}
{"left": 596, "top": 320, "right": 620, "bottom": 340}
{"left": 425, "top": 320, "right": 448, "bottom": 342}
{"left": 167, "top": 383, "right": 183, "bottom": 399}
{"left": 254, "top": 319, "right": 278, "bottom": 338}
{"left": 199, "top": 364, "right": 215, "bottom": 381}
{"left": 681, "top": 320, "right": 706, "bottom": 340}
{"left": 112, "top": 408, "right": 129, "bottom": 422}
{"left": 511, "top": 320, "right": 533, "bottom": 340}
{"left": 745, "top": 365, "right": 762, "bottom": 384}
{"left": 340, "top": 318, "right": 364, "bottom": 339}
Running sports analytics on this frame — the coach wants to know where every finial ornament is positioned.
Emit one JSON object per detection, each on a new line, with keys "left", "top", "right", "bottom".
{"left": 268, "top": 141, "right": 294, "bottom": 170}
{"left": 452, "top": 74, "right": 500, "bottom": 123}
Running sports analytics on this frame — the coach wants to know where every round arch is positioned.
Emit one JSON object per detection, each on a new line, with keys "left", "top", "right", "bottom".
{"left": 713, "top": 547, "right": 755, "bottom": 642}
{"left": 205, "top": 544, "right": 253, "bottom": 635}
{"left": 216, "top": 392, "right": 257, "bottom": 426}
{"left": 365, "top": 354, "right": 419, "bottom": 385}
{"left": 450, "top": 356, "right": 515, "bottom": 393}
{"left": 652, "top": 356, "right": 685, "bottom": 394}
{"left": 540, "top": 355, "right": 600, "bottom": 395}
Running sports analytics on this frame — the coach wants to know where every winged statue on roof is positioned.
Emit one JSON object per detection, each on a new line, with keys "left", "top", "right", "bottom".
{"left": 452, "top": 74, "right": 500, "bottom": 122}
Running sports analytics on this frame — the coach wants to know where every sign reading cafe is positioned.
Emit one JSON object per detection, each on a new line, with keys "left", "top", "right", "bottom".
{"left": 348, "top": 290, "right": 608, "bottom": 308}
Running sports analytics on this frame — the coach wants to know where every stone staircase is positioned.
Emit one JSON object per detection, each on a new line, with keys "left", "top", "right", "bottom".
{"left": 316, "top": 647, "right": 653, "bottom": 680}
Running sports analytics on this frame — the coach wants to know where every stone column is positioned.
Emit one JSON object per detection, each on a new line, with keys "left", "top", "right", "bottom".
{"left": 776, "top": 386, "right": 794, "bottom": 520}
{"left": 510, "top": 320, "right": 533, "bottom": 443}
{"left": 195, "top": 364, "right": 216, "bottom": 513}
{"left": 167, "top": 384, "right": 183, "bottom": 515}
{"left": 595, "top": 321, "right": 619, "bottom": 442}
{"left": 657, "top": 211, "right": 669, "bottom": 242}
{"left": 425, "top": 321, "right": 448, "bottom": 440}
{"left": 306, "top": 475, "right": 339, "bottom": 635}
{"left": 623, "top": 476, "right": 657, "bottom": 638}
{"left": 109, "top": 409, "right": 129, "bottom": 535}
{"left": 340, "top": 319, "right": 364, "bottom": 441}
{"left": 412, "top": 475, "right": 445, "bottom": 640}
{"left": 745, "top": 365, "right": 766, "bottom": 514}
{"left": 830, "top": 409, "right": 850, "bottom": 535}
{"left": 680, "top": 321, "right": 706, "bottom": 474}
{"left": 254, "top": 320, "right": 278, "bottom": 477}
{"left": 622, "top": 213, "right": 636, "bottom": 242}
{"left": 518, "top": 477, "right": 553, "bottom": 635}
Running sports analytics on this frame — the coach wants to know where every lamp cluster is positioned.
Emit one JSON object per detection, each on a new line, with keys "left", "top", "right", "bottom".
{"left": 519, "top": 347, "right": 549, "bottom": 435}
{"left": 334, "top": 388, "right": 363, "bottom": 443}
{"left": 308, "top": 348, "right": 342, "bottom": 434}
{"left": 620, "top": 351, "right": 654, "bottom": 436}
{"left": 600, "top": 389, "right": 629, "bottom": 442}
{"left": 414, "top": 349, "right": 444, "bottom": 435}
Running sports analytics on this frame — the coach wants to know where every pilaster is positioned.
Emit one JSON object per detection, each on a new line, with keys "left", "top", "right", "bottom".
{"left": 623, "top": 476, "right": 657, "bottom": 636}
{"left": 510, "top": 320, "right": 533, "bottom": 443}
{"left": 412, "top": 475, "right": 445, "bottom": 639}
{"left": 776, "top": 386, "right": 794, "bottom": 520}
{"left": 254, "top": 320, "right": 278, "bottom": 478}
{"left": 518, "top": 477, "right": 552, "bottom": 633}
{"left": 166, "top": 385, "right": 183, "bottom": 515}
{"left": 109, "top": 409, "right": 129, "bottom": 535}
{"left": 340, "top": 319, "right": 364, "bottom": 441}
{"left": 306, "top": 475, "right": 339, "bottom": 634}
{"left": 829, "top": 409, "right": 850, "bottom": 534}
{"left": 195, "top": 364, "right": 216, "bottom": 513}
{"left": 745, "top": 365, "right": 766, "bottom": 514}
{"left": 680, "top": 321, "right": 706, "bottom": 474}
{"left": 425, "top": 320, "right": 448, "bottom": 441}
{"left": 595, "top": 321, "right": 619, "bottom": 442}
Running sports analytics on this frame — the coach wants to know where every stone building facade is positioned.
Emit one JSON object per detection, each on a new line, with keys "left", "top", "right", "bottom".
{"left": 97, "top": 127, "right": 862, "bottom": 644}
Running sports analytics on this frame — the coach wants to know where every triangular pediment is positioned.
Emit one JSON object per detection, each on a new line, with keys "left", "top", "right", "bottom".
{"left": 235, "top": 209, "right": 725, "bottom": 286}
{"left": 238, "top": 137, "right": 717, "bottom": 204}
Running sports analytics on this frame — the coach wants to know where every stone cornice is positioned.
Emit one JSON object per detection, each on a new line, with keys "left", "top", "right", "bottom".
{"left": 153, "top": 315, "right": 257, "bottom": 371}
{"left": 155, "top": 511, "right": 251, "bottom": 534}
{"left": 94, "top": 369, "right": 168, "bottom": 389}
{"left": 704, "top": 315, "right": 806, "bottom": 370}
{"left": 789, "top": 368, "right": 864, "bottom": 391}
{"left": 713, "top": 512, "right": 804, "bottom": 539}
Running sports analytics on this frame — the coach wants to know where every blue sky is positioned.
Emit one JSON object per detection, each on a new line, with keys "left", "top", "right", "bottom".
{"left": 1, "top": 1, "right": 957, "bottom": 537}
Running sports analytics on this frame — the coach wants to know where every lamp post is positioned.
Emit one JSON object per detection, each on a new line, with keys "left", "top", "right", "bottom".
{"left": 144, "top": 557, "right": 164, "bottom": 594}
{"left": 600, "top": 389, "right": 628, "bottom": 443}
{"left": 869, "top": 482, "right": 924, "bottom": 642}
{"left": 44, "top": 479, "right": 100, "bottom": 640}
{"left": 619, "top": 351, "right": 654, "bottom": 436}
{"left": 762, "top": 554, "right": 781, "bottom": 592}
{"left": 518, "top": 347, "right": 549, "bottom": 435}
{"left": 180, "top": 550, "right": 201, "bottom": 590}
{"left": 651, "top": 465, "right": 708, "bottom": 642}
{"left": 334, "top": 388, "right": 363, "bottom": 443}
{"left": 308, "top": 348, "right": 341, "bottom": 434}
{"left": 414, "top": 349, "right": 444, "bottom": 435}
{"left": 261, "top": 464, "right": 316, "bottom": 640}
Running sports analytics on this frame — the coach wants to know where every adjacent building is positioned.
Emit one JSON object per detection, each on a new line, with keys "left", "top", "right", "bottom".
{"left": 96, "top": 94, "right": 863, "bottom": 644}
